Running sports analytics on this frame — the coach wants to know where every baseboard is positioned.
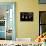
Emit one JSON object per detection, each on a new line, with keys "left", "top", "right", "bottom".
{"left": 16, "top": 38, "right": 32, "bottom": 42}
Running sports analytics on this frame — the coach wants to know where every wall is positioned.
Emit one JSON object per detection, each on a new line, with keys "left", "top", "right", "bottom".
{"left": 39, "top": 4, "right": 46, "bottom": 11}
{"left": 16, "top": 0, "right": 39, "bottom": 39}
{"left": 0, "top": 0, "right": 39, "bottom": 40}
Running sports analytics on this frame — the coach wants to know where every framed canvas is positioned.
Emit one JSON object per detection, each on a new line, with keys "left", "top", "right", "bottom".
{"left": 20, "top": 12, "right": 33, "bottom": 21}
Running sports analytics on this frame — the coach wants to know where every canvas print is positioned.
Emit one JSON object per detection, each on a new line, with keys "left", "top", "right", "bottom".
{"left": 20, "top": 12, "right": 33, "bottom": 21}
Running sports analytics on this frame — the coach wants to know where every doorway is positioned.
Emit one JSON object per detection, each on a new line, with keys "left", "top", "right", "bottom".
{"left": 39, "top": 11, "right": 46, "bottom": 35}
{"left": 0, "top": 2, "right": 16, "bottom": 40}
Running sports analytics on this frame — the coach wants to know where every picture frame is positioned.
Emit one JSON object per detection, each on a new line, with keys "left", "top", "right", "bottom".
{"left": 20, "top": 12, "right": 33, "bottom": 21}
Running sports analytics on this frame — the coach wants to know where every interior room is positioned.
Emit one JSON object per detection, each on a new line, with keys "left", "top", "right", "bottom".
{"left": 0, "top": 0, "right": 46, "bottom": 45}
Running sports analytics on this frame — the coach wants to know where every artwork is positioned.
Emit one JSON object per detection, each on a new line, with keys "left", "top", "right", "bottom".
{"left": 20, "top": 12, "right": 33, "bottom": 21}
{"left": 39, "top": 0, "right": 46, "bottom": 4}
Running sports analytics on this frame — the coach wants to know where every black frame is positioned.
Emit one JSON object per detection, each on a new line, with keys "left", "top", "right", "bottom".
{"left": 20, "top": 12, "right": 33, "bottom": 21}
